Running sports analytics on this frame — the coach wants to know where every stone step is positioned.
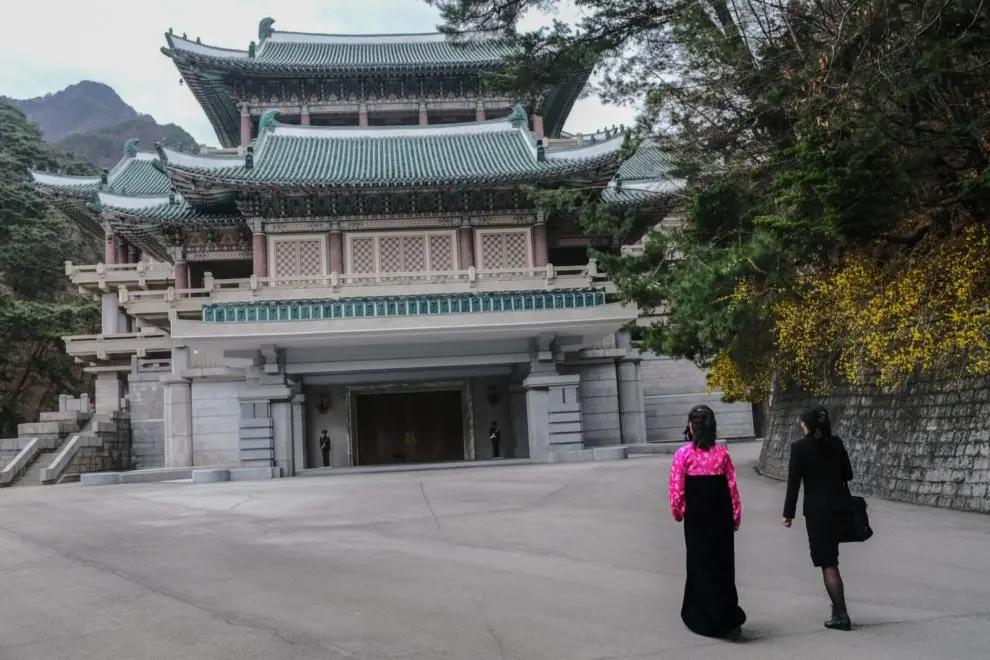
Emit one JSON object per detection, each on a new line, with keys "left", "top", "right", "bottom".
{"left": 17, "top": 420, "right": 79, "bottom": 438}
{"left": 38, "top": 410, "right": 90, "bottom": 423}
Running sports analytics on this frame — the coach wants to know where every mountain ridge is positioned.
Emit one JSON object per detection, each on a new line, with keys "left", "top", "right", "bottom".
{"left": 10, "top": 81, "right": 200, "bottom": 168}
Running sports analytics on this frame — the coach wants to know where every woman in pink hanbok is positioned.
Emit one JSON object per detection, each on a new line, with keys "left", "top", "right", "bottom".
{"left": 668, "top": 405, "right": 746, "bottom": 638}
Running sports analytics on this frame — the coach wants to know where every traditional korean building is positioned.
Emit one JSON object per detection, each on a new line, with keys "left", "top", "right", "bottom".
{"left": 29, "top": 18, "right": 752, "bottom": 480}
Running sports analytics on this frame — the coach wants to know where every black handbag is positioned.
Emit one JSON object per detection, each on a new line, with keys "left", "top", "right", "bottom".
{"left": 837, "top": 494, "right": 874, "bottom": 543}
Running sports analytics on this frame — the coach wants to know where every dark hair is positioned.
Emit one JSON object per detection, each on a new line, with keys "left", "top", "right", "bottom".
{"left": 799, "top": 406, "right": 833, "bottom": 442}
{"left": 684, "top": 405, "right": 717, "bottom": 450}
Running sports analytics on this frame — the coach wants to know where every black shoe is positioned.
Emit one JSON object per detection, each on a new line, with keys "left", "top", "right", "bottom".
{"left": 824, "top": 612, "right": 851, "bottom": 631}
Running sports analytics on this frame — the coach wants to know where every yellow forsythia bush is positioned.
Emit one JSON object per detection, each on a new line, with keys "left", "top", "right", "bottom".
{"left": 773, "top": 224, "right": 990, "bottom": 391}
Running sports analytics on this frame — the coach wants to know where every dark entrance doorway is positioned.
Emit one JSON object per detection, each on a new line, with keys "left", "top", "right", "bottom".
{"left": 354, "top": 390, "right": 464, "bottom": 465}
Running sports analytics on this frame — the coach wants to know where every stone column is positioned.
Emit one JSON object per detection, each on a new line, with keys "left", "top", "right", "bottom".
{"left": 163, "top": 376, "right": 193, "bottom": 467}
{"left": 252, "top": 225, "right": 268, "bottom": 278}
{"left": 475, "top": 100, "right": 486, "bottom": 122}
{"left": 94, "top": 372, "right": 123, "bottom": 414}
{"left": 240, "top": 104, "right": 252, "bottom": 147}
{"left": 458, "top": 226, "right": 475, "bottom": 269}
{"left": 328, "top": 229, "right": 344, "bottom": 274}
{"left": 523, "top": 373, "right": 583, "bottom": 462}
{"left": 418, "top": 101, "right": 429, "bottom": 126}
{"left": 615, "top": 331, "right": 647, "bottom": 445}
{"left": 300, "top": 105, "right": 311, "bottom": 126}
{"left": 291, "top": 393, "right": 306, "bottom": 475}
{"left": 358, "top": 102, "right": 369, "bottom": 127}
{"left": 101, "top": 293, "right": 122, "bottom": 334}
{"left": 104, "top": 230, "right": 117, "bottom": 265}
{"left": 532, "top": 114, "right": 545, "bottom": 138}
{"left": 115, "top": 240, "right": 128, "bottom": 266}
{"left": 533, "top": 222, "right": 548, "bottom": 267}
{"left": 173, "top": 259, "right": 189, "bottom": 291}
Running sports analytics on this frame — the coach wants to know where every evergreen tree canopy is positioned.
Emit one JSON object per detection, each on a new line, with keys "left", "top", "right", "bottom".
{"left": 433, "top": 0, "right": 990, "bottom": 396}
{"left": 0, "top": 101, "right": 98, "bottom": 434}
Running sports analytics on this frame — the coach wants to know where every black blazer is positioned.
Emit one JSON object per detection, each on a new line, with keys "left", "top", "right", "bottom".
{"left": 783, "top": 435, "right": 853, "bottom": 519}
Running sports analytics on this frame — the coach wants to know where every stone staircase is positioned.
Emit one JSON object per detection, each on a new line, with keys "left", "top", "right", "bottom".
{"left": 8, "top": 447, "right": 60, "bottom": 487}
{"left": 2, "top": 404, "right": 92, "bottom": 488}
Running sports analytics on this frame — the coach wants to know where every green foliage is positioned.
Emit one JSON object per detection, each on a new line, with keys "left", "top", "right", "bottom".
{"left": 435, "top": 0, "right": 990, "bottom": 398}
{"left": 0, "top": 100, "right": 98, "bottom": 434}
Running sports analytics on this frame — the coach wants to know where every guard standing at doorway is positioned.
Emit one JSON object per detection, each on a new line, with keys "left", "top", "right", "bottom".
{"left": 489, "top": 421, "right": 502, "bottom": 458}
{"left": 319, "top": 429, "right": 331, "bottom": 467}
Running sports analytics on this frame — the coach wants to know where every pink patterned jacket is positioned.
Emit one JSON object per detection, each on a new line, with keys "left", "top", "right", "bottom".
{"left": 668, "top": 443, "right": 742, "bottom": 528}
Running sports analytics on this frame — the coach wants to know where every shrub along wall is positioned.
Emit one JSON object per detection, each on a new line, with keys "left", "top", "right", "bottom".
{"left": 757, "top": 374, "right": 990, "bottom": 514}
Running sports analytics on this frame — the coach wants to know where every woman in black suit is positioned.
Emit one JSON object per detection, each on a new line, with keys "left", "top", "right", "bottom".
{"left": 782, "top": 407, "right": 853, "bottom": 630}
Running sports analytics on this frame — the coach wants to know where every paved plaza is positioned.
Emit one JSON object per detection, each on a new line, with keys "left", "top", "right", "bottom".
{"left": 0, "top": 442, "right": 988, "bottom": 659}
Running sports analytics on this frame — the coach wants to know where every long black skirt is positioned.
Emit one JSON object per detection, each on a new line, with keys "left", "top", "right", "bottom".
{"left": 680, "top": 475, "right": 746, "bottom": 637}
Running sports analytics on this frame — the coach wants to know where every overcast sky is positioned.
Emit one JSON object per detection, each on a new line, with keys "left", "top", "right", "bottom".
{"left": 1, "top": 0, "right": 637, "bottom": 147}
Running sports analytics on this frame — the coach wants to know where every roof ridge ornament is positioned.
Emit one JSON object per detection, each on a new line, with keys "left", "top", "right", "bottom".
{"left": 248, "top": 41, "right": 256, "bottom": 58}
{"left": 124, "top": 139, "right": 139, "bottom": 158}
{"left": 259, "top": 17, "right": 275, "bottom": 42}
{"left": 155, "top": 141, "right": 168, "bottom": 164}
{"left": 100, "top": 169, "right": 109, "bottom": 186}
{"left": 507, "top": 103, "right": 528, "bottom": 129}
{"left": 258, "top": 110, "right": 279, "bottom": 135}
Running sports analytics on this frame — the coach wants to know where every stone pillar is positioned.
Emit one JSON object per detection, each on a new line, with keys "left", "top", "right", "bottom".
{"left": 240, "top": 104, "right": 252, "bottom": 147}
{"left": 523, "top": 373, "right": 583, "bottom": 462}
{"left": 101, "top": 293, "right": 122, "bottom": 334}
{"left": 418, "top": 102, "right": 429, "bottom": 126}
{"left": 615, "top": 331, "right": 647, "bottom": 445}
{"left": 163, "top": 376, "right": 193, "bottom": 467}
{"left": 291, "top": 393, "right": 306, "bottom": 475}
{"left": 533, "top": 222, "right": 548, "bottom": 267}
{"left": 475, "top": 100, "right": 486, "bottom": 122}
{"left": 458, "top": 226, "right": 474, "bottom": 269}
{"left": 104, "top": 230, "right": 117, "bottom": 265}
{"left": 300, "top": 105, "right": 311, "bottom": 126}
{"left": 532, "top": 114, "right": 545, "bottom": 139}
{"left": 173, "top": 259, "right": 189, "bottom": 291}
{"left": 94, "top": 372, "right": 123, "bottom": 414}
{"left": 358, "top": 102, "right": 369, "bottom": 127}
{"left": 328, "top": 230, "right": 343, "bottom": 273}
{"left": 252, "top": 229, "right": 268, "bottom": 278}
{"left": 271, "top": 400, "right": 292, "bottom": 477}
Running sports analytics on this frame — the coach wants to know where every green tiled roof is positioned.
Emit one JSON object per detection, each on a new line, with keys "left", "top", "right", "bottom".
{"left": 98, "top": 192, "right": 235, "bottom": 224}
{"left": 615, "top": 141, "right": 675, "bottom": 181}
{"left": 31, "top": 152, "right": 171, "bottom": 197}
{"left": 104, "top": 156, "right": 172, "bottom": 195}
{"left": 164, "top": 30, "right": 514, "bottom": 72}
{"left": 202, "top": 289, "right": 607, "bottom": 323}
{"left": 30, "top": 171, "right": 102, "bottom": 194}
{"left": 601, "top": 140, "right": 681, "bottom": 206}
{"left": 164, "top": 117, "right": 625, "bottom": 191}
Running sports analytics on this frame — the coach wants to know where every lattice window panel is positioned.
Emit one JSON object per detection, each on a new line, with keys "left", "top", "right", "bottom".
{"left": 350, "top": 237, "right": 376, "bottom": 273}
{"left": 404, "top": 236, "right": 427, "bottom": 272}
{"left": 504, "top": 233, "right": 529, "bottom": 269}
{"left": 297, "top": 240, "right": 323, "bottom": 276}
{"left": 477, "top": 230, "right": 532, "bottom": 271}
{"left": 480, "top": 234, "right": 504, "bottom": 270}
{"left": 379, "top": 237, "right": 402, "bottom": 272}
{"left": 274, "top": 241, "right": 299, "bottom": 279}
{"left": 429, "top": 235, "right": 454, "bottom": 272}
{"left": 347, "top": 232, "right": 457, "bottom": 275}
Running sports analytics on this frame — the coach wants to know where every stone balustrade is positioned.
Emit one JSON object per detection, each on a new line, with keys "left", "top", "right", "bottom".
{"left": 63, "top": 329, "right": 171, "bottom": 362}
{"left": 118, "top": 261, "right": 611, "bottom": 322}
{"left": 65, "top": 260, "right": 173, "bottom": 293}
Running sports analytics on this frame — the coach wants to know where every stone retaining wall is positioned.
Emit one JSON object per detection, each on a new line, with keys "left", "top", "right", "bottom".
{"left": 757, "top": 374, "right": 990, "bottom": 513}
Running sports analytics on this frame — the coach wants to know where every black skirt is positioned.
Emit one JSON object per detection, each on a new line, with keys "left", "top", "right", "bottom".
{"left": 805, "top": 510, "right": 841, "bottom": 567}
{"left": 680, "top": 475, "right": 746, "bottom": 637}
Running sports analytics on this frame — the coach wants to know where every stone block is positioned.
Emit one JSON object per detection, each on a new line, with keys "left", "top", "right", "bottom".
{"left": 192, "top": 468, "right": 230, "bottom": 484}
{"left": 592, "top": 446, "right": 628, "bottom": 461}
{"left": 229, "top": 467, "right": 280, "bottom": 481}
{"left": 81, "top": 472, "right": 121, "bottom": 487}
{"left": 553, "top": 449, "right": 596, "bottom": 463}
